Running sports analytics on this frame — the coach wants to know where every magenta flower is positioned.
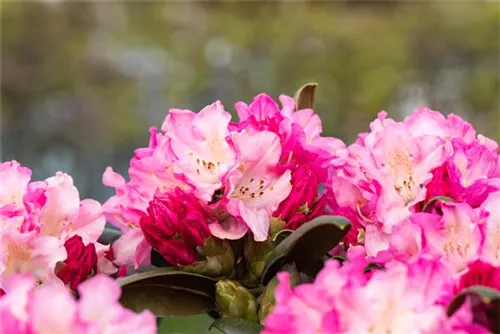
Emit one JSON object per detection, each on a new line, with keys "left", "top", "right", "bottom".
{"left": 426, "top": 138, "right": 499, "bottom": 207}
{"left": 140, "top": 188, "right": 211, "bottom": 266}
{"left": 455, "top": 260, "right": 500, "bottom": 293}
{"left": 56, "top": 235, "right": 98, "bottom": 291}
{"left": 234, "top": 94, "right": 347, "bottom": 176}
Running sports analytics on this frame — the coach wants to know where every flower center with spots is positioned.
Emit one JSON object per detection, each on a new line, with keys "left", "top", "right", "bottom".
{"left": 388, "top": 150, "right": 417, "bottom": 205}
{"left": 443, "top": 223, "right": 471, "bottom": 263}
{"left": 230, "top": 178, "right": 275, "bottom": 200}
{"left": 6, "top": 242, "right": 32, "bottom": 273}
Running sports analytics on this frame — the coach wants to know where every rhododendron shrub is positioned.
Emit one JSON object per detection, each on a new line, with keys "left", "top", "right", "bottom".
{"left": 2, "top": 83, "right": 500, "bottom": 334}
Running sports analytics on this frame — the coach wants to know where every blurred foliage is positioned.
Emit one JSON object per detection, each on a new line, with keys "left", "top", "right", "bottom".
{"left": 1, "top": 1, "right": 499, "bottom": 205}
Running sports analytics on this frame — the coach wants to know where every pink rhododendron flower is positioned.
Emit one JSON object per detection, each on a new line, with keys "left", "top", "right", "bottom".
{"left": 351, "top": 116, "right": 446, "bottom": 232}
{"left": 264, "top": 252, "right": 481, "bottom": 334}
{"left": 0, "top": 274, "right": 156, "bottom": 334}
{"left": 234, "top": 94, "right": 347, "bottom": 176}
{"left": 0, "top": 161, "right": 31, "bottom": 217}
{"left": 225, "top": 129, "right": 292, "bottom": 241}
{"left": 1, "top": 223, "right": 66, "bottom": 288}
{"left": 412, "top": 202, "right": 482, "bottom": 273}
{"left": 426, "top": 138, "right": 499, "bottom": 207}
{"left": 162, "top": 102, "right": 237, "bottom": 201}
{"left": 479, "top": 191, "right": 500, "bottom": 265}
{"left": 0, "top": 161, "right": 105, "bottom": 288}
{"left": 140, "top": 188, "right": 211, "bottom": 266}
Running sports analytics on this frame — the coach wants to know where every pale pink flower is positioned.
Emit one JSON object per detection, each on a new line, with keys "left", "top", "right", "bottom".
{"left": 1, "top": 223, "right": 66, "bottom": 288}
{"left": 102, "top": 167, "right": 149, "bottom": 231}
{"left": 353, "top": 120, "right": 446, "bottom": 232}
{"left": 162, "top": 101, "right": 237, "bottom": 201}
{"left": 412, "top": 202, "right": 482, "bottom": 273}
{"left": 0, "top": 161, "right": 31, "bottom": 219}
{"left": 224, "top": 129, "right": 292, "bottom": 241}
{"left": 264, "top": 253, "right": 477, "bottom": 334}
{"left": 479, "top": 191, "right": 500, "bottom": 265}
{"left": 0, "top": 274, "right": 156, "bottom": 334}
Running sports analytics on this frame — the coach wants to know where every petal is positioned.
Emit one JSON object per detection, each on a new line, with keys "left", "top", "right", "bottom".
{"left": 30, "top": 284, "right": 77, "bottom": 334}
{"left": 69, "top": 199, "right": 106, "bottom": 244}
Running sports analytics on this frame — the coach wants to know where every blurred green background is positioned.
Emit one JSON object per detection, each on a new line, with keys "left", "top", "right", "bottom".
{"left": 1, "top": 2, "right": 499, "bottom": 332}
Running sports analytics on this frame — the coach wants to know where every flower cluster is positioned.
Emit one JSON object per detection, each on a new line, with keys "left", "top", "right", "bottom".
{"left": 103, "top": 94, "right": 345, "bottom": 268}
{"left": 263, "top": 108, "right": 500, "bottom": 333}
{"left": 327, "top": 109, "right": 500, "bottom": 269}
{"left": 0, "top": 274, "right": 155, "bottom": 333}
{"left": 3, "top": 87, "right": 500, "bottom": 334}
{"left": 264, "top": 248, "right": 488, "bottom": 334}
{"left": 0, "top": 161, "right": 116, "bottom": 290}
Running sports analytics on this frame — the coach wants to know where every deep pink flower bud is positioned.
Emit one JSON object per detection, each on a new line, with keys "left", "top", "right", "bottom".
{"left": 140, "top": 188, "right": 211, "bottom": 267}
{"left": 57, "top": 235, "right": 98, "bottom": 290}
{"left": 455, "top": 260, "right": 500, "bottom": 293}
{"left": 274, "top": 165, "right": 319, "bottom": 223}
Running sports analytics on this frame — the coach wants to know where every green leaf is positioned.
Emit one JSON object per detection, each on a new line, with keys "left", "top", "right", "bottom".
{"left": 271, "top": 229, "right": 293, "bottom": 243}
{"left": 210, "top": 317, "right": 263, "bottom": 334}
{"left": 364, "top": 263, "right": 384, "bottom": 272}
{"left": 422, "top": 195, "right": 454, "bottom": 212}
{"left": 447, "top": 285, "right": 500, "bottom": 317}
{"left": 293, "top": 82, "right": 318, "bottom": 110}
{"left": 261, "top": 215, "right": 351, "bottom": 285}
{"left": 118, "top": 268, "right": 217, "bottom": 317}
{"left": 151, "top": 249, "right": 172, "bottom": 268}
{"left": 97, "top": 227, "right": 122, "bottom": 245}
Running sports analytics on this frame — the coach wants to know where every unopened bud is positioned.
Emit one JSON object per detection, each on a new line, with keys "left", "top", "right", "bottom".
{"left": 243, "top": 235, "right": 276, "bottom": 285}
{"left": 216, "top": 279, "right": 258, "bottom": 322}
{"left": 182, "top": 236, "right": 235, "bottom": 278}
{"left": 258, "top": 263, "right": 300, "bottom": 323}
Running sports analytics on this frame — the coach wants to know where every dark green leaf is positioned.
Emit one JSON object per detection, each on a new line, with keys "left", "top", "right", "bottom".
{"left": 97, "top": 227, "right": 122, "bottom": 245}
{"left": 271, "top": 229, "right": 293, "bottom": 243}
{"left": 447, "top": 285, "right": 500, "bottom": 317}
{"left": 331, "top": 255, "right": 346, "bottom": 262}
{"left": 422, "top": 195, "right": 454, "bottom": 212}
{"left": 151, "top": 249, "right": 172, "bottom": 267}
{"left": 118, "top": 268, "right": 217, "bottom": 317}
{"left": 294, "top": 82, "right": 318, "bottom": 110}
{"left": 261, "top": 215, "right": 351, "bottom": 285}
{"left": 210, "top": 317, "right": 263, "bottom": 334}
{"left": 364, "top": 263, "right": 384, "bottom": 272}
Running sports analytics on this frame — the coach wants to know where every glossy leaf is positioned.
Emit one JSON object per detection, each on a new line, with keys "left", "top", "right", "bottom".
{"left": 422, "top": 195, "right": 454, "bottom": 212}
{"left": 294, "top": 82, "right": 318, "bottom": 110}
{"left": 447, "top": 285, "right": 500, "bottom": 317}
{"left": 210, "top": 317, "right": 263, "bottom": 334}
{"left": 118, "top": 267, "right": 217, "bottom": 317}
{"left": 261, "top": 215, "right": 351, "bottom": 285}
{"left": 271, "top": 229, "right": 292, "bottom": 243}
{"left": 97, "top": 227, "right": 122, "bottom": 245}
